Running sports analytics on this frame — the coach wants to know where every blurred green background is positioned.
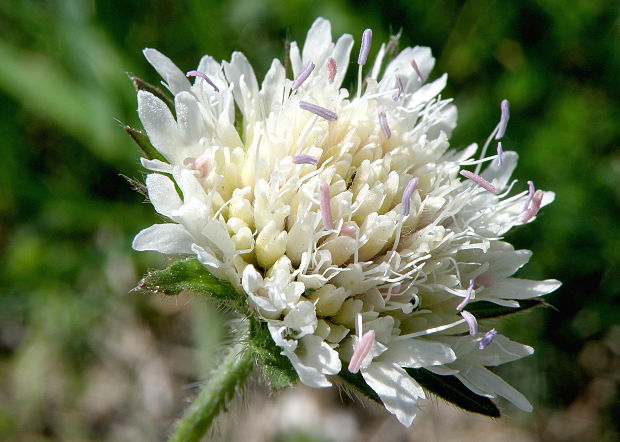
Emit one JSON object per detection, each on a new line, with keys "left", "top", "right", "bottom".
{"left": 1, "top": 0, "right": 619, "bottom": 441}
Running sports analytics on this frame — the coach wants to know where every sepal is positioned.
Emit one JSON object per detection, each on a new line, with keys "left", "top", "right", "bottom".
{"left": 248, "top": 318, "right": 298, "bottom": 390}
{"left": 133, "top": 258, "right": 246, "bottom": 312}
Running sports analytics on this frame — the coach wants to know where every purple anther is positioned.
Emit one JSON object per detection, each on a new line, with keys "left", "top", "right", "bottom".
{"left": 478, "top": 328, "right": 497, "bottom": 350}
{"left": 411, "top": 59, "right": 424, "bottom": 82}
{"left": 378, "top": 108, "right": 391, "bottom": 139}
{"left": 292, "top": 154, "right": 318, "bottom": 166}
{"left": 299, "top": 101, "right": 338, "bottom": 121}
{"left": 460, "top": 310, "right": 478, "bottom": 336}
{"left": 393, "top": 76, "right": 404, "bottom": 101}
{"left": 320, "top": 182, "right": 334, "bottom": 230}
{"left": 401, "top": 177, "right": 419, "bottom": 216}
{"left": 291, "top": 61, "right": 315, "bottom": 90}
{"left": 327, "top": 57, "right": 337, "bottom": 84}
{"left": 495, "top": 99, "right": 510, "bottom": 140}
{"left": 339, "top": 222, "right": 357, "bottom": 237}
{"left": 523, "top": 180, "right": 535, "bottom": 211}
{"left": 348, "top": 329, "right": 375, "bottom": 373}
{"left": 497, "top": 141, "right": 504, "bottom": 166}
{"left": 183, "top": 157, "right": 196, "bottom": 167}
{"left": 456, "top": 279, "right": 474, "bottom": 311}
{"left": 186, "top": 70, "right": 219, "bottom": 92}
{"left": 358, "top": 29, "right": 372, "bottom": 66}
{"left": 522, "top": 189, "right": 544, "bottom": 222}
{"left": 460, "top": 170, "right": 497, "bottom": 194}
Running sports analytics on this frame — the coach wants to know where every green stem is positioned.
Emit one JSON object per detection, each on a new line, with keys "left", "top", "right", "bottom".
{"left": 168, "top": 337, "right": 253, "bottom": 442}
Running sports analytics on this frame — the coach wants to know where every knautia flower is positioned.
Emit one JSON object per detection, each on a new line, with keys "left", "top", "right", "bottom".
{"left": 131, "top": 18, "right": 560, "bottom": 427}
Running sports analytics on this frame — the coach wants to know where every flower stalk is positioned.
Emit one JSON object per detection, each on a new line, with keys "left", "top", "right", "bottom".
{"left": 168, "top": 331, "right": 253, "bottom": 442}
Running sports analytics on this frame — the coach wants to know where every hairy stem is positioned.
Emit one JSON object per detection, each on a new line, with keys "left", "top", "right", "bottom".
{"left": 168, "top": 333, "right": 253, "bottom": 442}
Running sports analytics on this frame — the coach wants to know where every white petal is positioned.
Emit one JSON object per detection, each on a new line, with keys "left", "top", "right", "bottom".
{"left": 174, "top": 91, "right": 206, "bottom": 144}
{"left": 484, "top": 278, "right": 561, "bottom": 300}
{"left": 380, "top": 339, "right": 456, "bottom": 368}
{"left": 146, "top": 173, "right": 182, "bottom": 217}
{"left": 477, "top": 334, "right": 534, "bottom": 366}
{"left": 223, "top": 52, "right": 259, "bottom": 117}
{"left": 331, "top": 33, "right": 354, "bottom": 87}
{"left": 143, "top": 48, "right": 191, "bottom": 95}
{"left": 132, "top": 224, "right": 193, "bottom": 254}
{"left": 302, "top": 17, "right": 333, "bottom": 67}
{"left": 137, "top": 91, "right": 183, "bottom": 162}
{"left": 140, "top": 157, "right": 173, "bottom": 173}
{"left": 260, "top": 58, "right": 285, "bottom": 114}
{"left": 457, "top": 365, "right": 533, "bottom": 412}
{"left": 362, "top": 362, "right": 424, "bottom": 427}
{"left": 283, "top": 301, "right": 317, "bottom": 337}
{"left": 481, "top": 151, "right": 518, "bottom": 191}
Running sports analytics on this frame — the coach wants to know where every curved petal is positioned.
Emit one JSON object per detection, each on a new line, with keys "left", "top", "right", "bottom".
{"left": 174, "top": 91, "right": 206, "bottom": 144}
{"left": 143, "top": 48, "right": 190, "bottom": 95}
{"left": 137, "top": 91, "right": 183, "bottom": 162}
{"left": 302, "top": 17, "right": 333, "bottom": 67}
{"left": 380, "top": 339, "right": 456, "bottom": 368}
{"left": 146, "top": 173, "right": 182, "bottom": 217}
{"left": 484, "top": 278, "right": 562, "bottom": 301}
{"left": 132, "top": 224, "right": 194, "bottom": 254}
{"left": 362, "top": 362, "right": 424, "bottom": 427}
{"left": 456, "top": 365, "right": 532, "bottom": 412}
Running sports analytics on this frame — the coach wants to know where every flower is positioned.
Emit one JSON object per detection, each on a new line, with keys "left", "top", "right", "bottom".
{"left": 132, "top": 18, "right": 560, "bottom": 426}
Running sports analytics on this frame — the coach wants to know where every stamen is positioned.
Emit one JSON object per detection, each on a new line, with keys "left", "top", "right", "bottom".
{"left": 320, "top": 182, "right": 334, "bottom": 230}
{"left": 522, "top": 189, "right": 544, "bottom": 222}
{"left": 292, "top": 154, "right": 318, "bottom": 166}
{"left": 183, "top": 157, "right": 195, "bottom": 167}
{"left": 291, "top": 61, "right": 315, "bottom": 90}
{"left": 495, "top": 99, "right": 510, "bottom": 140}
{"left": 378, "top": 107, "right": 391, "bottom": 139}
{"left": 478, "top": 328, "right": 497, "bottom": 350}
{"left": 393, "top": 76, "right": 404, "bottom": 101}
{"left": 348, "top": 329, "right": 375, "bottom": 374}
{"left": 186, "top": 70, "right": 219, "bottom": 92}
{"left": 327, "top": 57, "right": 337, "bottom": 84}
{"left": 460, "top": 170, "right": 497, "bottom": 194}
{"left": 523, "top": 180, "right": 535, "bottom": 211}
{"left": 456, "top": 279, "right": 474, "bottom": 311}
{"left": 299, "top": 101, "right": 338, "bottom": 121}
{"left": 339, "top": 222, "right": 357, "bottom": 237}
{"left": 460, "top": 310, "right": 478, "bottom": 336}
{"left": 358, "top": 29, "right": 372, "bottom": 66}
{"left": 497, "top": 141, "right": 504, "bottom": 166}
{"left": 411, "top": 59, "right": 424, "bottom": 82}
{"left": 401, "top": 177, "right": 419, "bottom": 216}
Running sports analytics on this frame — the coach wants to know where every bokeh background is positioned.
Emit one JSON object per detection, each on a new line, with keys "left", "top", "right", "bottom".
{"left": 1, "top": 0, "right": 619, "bottom": 441}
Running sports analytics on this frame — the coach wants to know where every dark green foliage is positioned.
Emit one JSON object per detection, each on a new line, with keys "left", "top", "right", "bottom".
{"left": 466, "top": 299, "right": 546, "bottom": 319}
{"left": 406, "top": 368, "right": 500, "bottom": 418}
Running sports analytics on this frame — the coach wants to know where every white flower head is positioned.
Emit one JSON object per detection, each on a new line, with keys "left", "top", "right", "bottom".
{"left": 133, "top": 18, "right": 560, "bottom": 426}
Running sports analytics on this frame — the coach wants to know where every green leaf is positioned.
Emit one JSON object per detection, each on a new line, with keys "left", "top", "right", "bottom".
{"left": 406, "top": 368, "right": 500, "bottom": 417}
{"left": 248, "top": 318, "right": 298, "bottom": 390}
{"left": 124, "top": 125, "right": 168, "bottom": 162}
{"left": 466, "top": 299, "right": 545, "bottom": 319}
{"left": 133, "top": 258, "right": 246, "bottom": 312}
{"left": 129, "top": 75, "right": 175, "bottom": 111}
{"left": 338, "top": 370, "right": 381, "bottom": 404}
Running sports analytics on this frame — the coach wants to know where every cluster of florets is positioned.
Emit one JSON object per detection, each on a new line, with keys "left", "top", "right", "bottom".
{"left": 133, "top": 18, "right": 559, "bottom": 426}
